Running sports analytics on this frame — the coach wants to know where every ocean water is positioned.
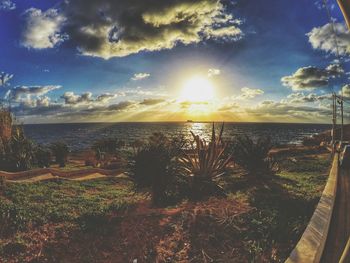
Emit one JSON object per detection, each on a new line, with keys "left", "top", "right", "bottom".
{"left": 22, "top": 122, "right": 331, "bottom": 151}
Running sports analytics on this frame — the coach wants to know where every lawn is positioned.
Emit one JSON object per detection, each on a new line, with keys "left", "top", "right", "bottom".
{"left": 0, "top": 151, "right": 332, "bottom": 262}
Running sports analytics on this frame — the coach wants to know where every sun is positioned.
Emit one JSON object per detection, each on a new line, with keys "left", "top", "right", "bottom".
{"left": 180, "top": 76, "right": 215, "bottom": 102}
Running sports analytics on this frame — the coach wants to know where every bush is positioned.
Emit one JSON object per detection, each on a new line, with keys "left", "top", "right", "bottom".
{"left": 0, "top": 126, "right": 35, "bottom": 172}
{"left": 92, "top": 138, "right": 125, "bottom": 155}
{"left": 230, "top": 135, "right": 276, "bottom": 177}
{"left": 131, "top": 133, "right": 183, "bottom": 206}
{"left": 50, "top": 142, "right": 69, "bottom": 167}
{"left": 34, "top": 145, "right": 52, "bottom": 168}
{"left": 0, "top": 175, "right": 6, "bottom": 193}
{"left": 178, "top": 123, "right": 231, "bottom": 200}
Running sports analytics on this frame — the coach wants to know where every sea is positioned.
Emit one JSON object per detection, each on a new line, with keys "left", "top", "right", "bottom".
{"left": 22, "top": 122, "right": 331, "bottom": 151}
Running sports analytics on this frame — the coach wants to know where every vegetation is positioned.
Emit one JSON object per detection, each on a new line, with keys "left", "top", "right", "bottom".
{"left": 0, "top": 126, "right": 35, "bottom": 172}
{"left": 34, "top": 145, "right": 52, "bottom": 168}
{"left": 0, "top": 149, "right": 331, "bottom": 262}
{"left": 131, "top": 132, "right": 184, "bottom": 206}
{"left": 230, "top": 135, "right": 277, "bottom": 177}
{"left": 50, "top": 142, "right": 69, "bottom": 167}
{"left": 179, "top": 123, "right": 231, "bottom": 199}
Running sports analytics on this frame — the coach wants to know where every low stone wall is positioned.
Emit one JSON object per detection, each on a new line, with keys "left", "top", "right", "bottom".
{"left": 285, "top": 153, "right": 339, "bottom": 263}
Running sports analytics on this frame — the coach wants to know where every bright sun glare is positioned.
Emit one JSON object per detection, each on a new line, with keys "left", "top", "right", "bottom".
{"left": 180, "top": 76, "right": 215, "bottom": 102}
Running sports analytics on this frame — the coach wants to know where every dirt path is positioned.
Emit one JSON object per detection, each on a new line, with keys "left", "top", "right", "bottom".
{"left": 321, "top": 166, "right": 350, "bottom": 262}
{"left": 0, "top": 169, "right": 128, "bottom": 183}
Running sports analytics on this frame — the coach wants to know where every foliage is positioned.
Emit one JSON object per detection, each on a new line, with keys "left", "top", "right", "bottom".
{"left": 34, "top": 145, "right": 52, "bottom": 168}
{"left": 230, "top": 135, "right": 276, "bottom": 176}
{"left": 92, "top": 137, "right": 125, "bottom": 156}
{"left": 0, "top": 126, "right": 35, "bottom": 172}
{"left": 0, "top": 176, "right": 5, "bottom": 193}
{"left": 178, "top": 123, "right": 231, "bottom": 199}
{"left": 131, "top": 132, "right": 184, "bottom": 206}
{"left": 50, "top": 142, "right": 69, "bottom": 167}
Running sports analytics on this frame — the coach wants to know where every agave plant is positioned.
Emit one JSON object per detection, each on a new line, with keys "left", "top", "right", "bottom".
{"left": 178, "top": 123, "right": 231, "bottom": 199}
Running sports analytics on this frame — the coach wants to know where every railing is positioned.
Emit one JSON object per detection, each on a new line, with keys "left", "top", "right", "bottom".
{"left": 285, "top": 153, "right": 339, "bottom": 263}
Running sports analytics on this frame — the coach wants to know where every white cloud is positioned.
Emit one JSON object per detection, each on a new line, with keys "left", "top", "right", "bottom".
{"left": 0, "top": 0, "right": 15, "bottom": 11}
{"left": 307, "top": 22, "right": 350, "bottom": 55}
{"left": 7, "top": 85, "right": 61, "bottom": 101}
{"left": 21, "top": 8, "right": 67, "bottom": 49}
{"left": 208, "top": 68, "right": 220, "bottom": 77}
{"left": 341, "top": 84, "right": 350, "bottom": 98}
{"left": 0, "top": 72, "right": 14, "bottom": 87}
{"left": 131, "top": 73, "right": 150, "bottom": 81}
{"left": 233, "top": 87, "right": 264, "bottom": 100}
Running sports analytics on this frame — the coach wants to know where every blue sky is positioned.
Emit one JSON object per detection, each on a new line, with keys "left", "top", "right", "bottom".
{"left": 0, "top": 0, "right": 350, "bottom": 123}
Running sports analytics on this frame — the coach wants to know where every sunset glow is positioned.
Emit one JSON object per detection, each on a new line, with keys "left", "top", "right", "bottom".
{"left": 180, "top": 76, "right": 215, "bottom": 102}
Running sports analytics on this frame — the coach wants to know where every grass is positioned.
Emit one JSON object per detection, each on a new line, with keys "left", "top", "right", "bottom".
{"left": 219, "top": 152, "right": 331, "bottom": 261}
{"left": 0, "top": 149, "right": 332, "bottom": 262}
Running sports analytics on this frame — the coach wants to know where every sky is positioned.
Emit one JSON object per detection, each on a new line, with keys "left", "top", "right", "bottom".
{"left": 1, "top": 0, "right": 350, "bottom": 123}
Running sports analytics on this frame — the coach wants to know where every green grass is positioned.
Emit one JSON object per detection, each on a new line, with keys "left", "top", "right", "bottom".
{"left": 0, "top": 178, "right": 143, "bottom": 236}
{"left": 219, "top": 153, "right": 331, "bottom": 261}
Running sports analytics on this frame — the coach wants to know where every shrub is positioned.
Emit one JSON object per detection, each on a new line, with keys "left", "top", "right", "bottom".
{"left": 0, "top": 176, "right": 5, "bottom": 194}
{"left": 34, "top": 145, "right": 52, "bottom": 168}
{"left": 0, "top": 126, "right": 35, "bottom": 172}
{"left": 50, "top": 142, "right": 69, "bottom": 167}
{"left": 131, "top": 133, "right": 183, "bottom": 206}
{"left": 230, "top": 135, "right": 276, "bottom": 176}
{"left": 178, "top": 123, "right": 231, "bottom": 200}
{"left": 92, "top": 137, "right": 125, "bottom": 155}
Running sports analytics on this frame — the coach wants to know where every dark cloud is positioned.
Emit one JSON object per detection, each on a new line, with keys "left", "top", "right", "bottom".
{"left": 61, "top": 92, "right": 93, "bottom": 105}
{"left": 22, "top": 0, "right": 243, "bottom": 58}
{"left": 108, "top": 101, "right": 136, "bottom": 111}
{"left": 139, "top": 98, "right": 165, "bottom": 105}
{"left": 285, "top": 92, "right": 331, "bottom": 103}
{"left": 61, "top": 91, "right": 116, "bottom": 105}
{"left": 281, "top": 64, "right": 344, "bottom": 90}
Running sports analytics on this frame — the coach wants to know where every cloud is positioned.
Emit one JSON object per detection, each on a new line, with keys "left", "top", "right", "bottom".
{"left": 281, "top": 64, "right": 343, "bottom": 90}
{"left": 0, "top": 72, "right": 14, "bottom": 87}
{"left": 21, "top": 8, "right": 67, "bottom": 49}
{"left": 0, "top": 0, "right": 15, "bottom": 11}
{"left": 341, "top": 84, "right": 350, "bottom": 98}
{"left": 61, "top": 92, "right": 92, "bottom": 105}
{"left": 233, "top": 87, "right": 264, "bottom": 100}
{"left": 208, "top": 68, "right": 220, "bottom": 77}
{"left": 245, "top": 100, "right": 333, "bottom": 121}
{"left": 7, "top": 85, "right": 61, "bottom": 101}
{"left": 283, "top": 92, "right": 331, "bottom": 103}
{"left": 96, "top": 93, "right": 117, "bottom": 102}
{"left": 307, "top": 22, "right": 350, "bottom": 55}
{"left": 108, "top": 101, "right": 136, "bottom": 111}
{"left": 61, "top": 91, "right": 117, "bottom": 105}
{"left": 139, "top": 98, "right": 165, "bottom": 105}
{"left": 180, "top": 100, "right": 209, "bottom": 109}
{"left": 21, "top": 0, "right": 243, "bottom": 58}
{"left": 131, "top": 73, "right": 150, "bottom": 81}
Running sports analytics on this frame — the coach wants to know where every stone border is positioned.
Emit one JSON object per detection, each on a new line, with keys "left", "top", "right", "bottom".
{"left": 285, "top": 153, "right": 339, "bottom": 263}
